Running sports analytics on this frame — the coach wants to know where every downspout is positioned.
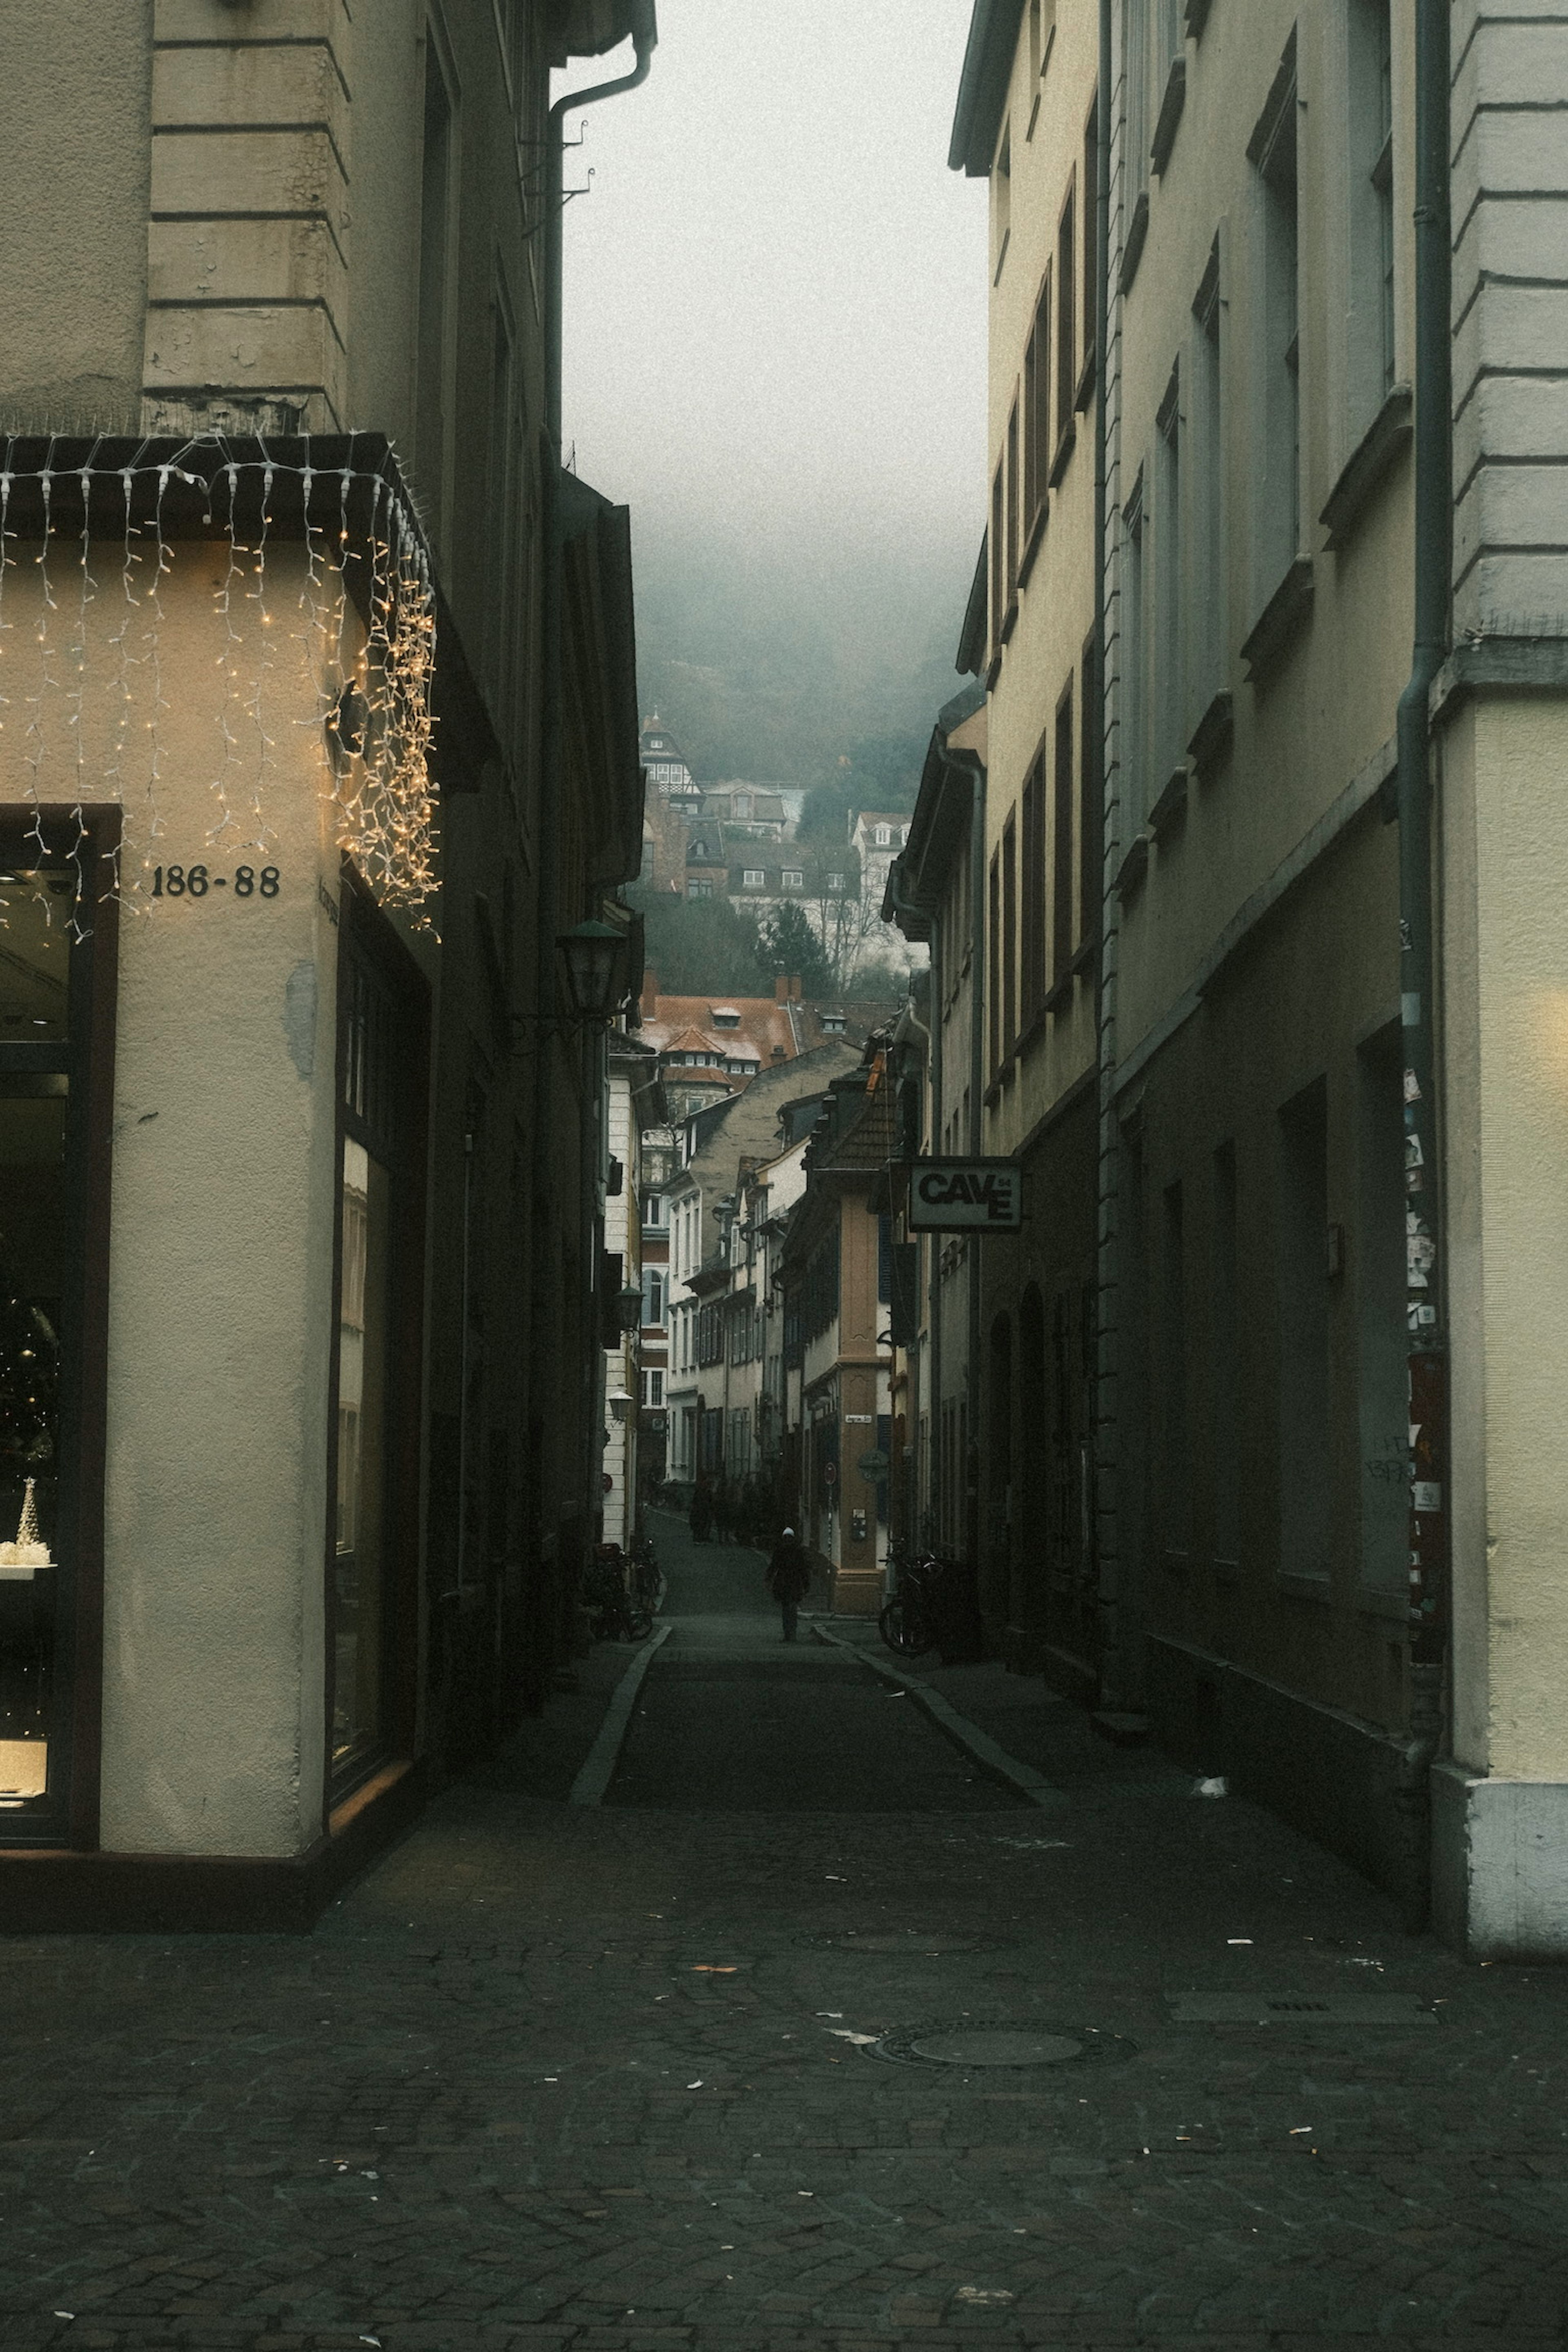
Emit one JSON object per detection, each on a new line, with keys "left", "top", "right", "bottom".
{"left": 1396, "top": 0, "right": 1452, "bottom": 1932}
{"left": 534, "top": 5, "right": 656, "bottom": 1596}
{"left": 1092, "top": 0, "right": 1122, "bottom": 1703}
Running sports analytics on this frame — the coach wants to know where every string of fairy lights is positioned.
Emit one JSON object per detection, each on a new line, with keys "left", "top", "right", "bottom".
{"left": 0, "top": 437, "right": 439, "bottom": 929}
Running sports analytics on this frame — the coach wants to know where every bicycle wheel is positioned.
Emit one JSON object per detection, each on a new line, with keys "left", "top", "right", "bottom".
{"left": 879, "top": 1597, "right": 927, "bottom": 1657}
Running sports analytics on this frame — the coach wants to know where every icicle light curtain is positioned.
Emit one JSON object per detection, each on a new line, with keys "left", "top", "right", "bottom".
{"left": 0, "top": 433, "right": 439, "bottom": 923}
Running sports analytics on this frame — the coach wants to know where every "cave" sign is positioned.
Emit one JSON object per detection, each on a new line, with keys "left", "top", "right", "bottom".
{"left": 905, "top": 1159, "right": 1024, "bottom": 1232}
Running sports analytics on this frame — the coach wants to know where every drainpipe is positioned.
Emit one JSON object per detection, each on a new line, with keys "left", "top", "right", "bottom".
{"left": 1092, "top": 0, "right": 1122, "bottom": 1705}
{"left": 1396, "top": 0, "right": 1452, "bottom": 1932}
{"left": 534, "top": 4, "right": 657, "bottom": 1601}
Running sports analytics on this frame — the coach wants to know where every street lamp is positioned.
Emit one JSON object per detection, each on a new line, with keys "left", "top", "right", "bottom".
{"left": 557, "top": 920, "right": 627, "bottom": 1023}
{"left": 607, "top": 1386, "right": 634, "bottom": 1423}
{"left": 617, "top": 1283, "right": 644, "bottom": 1333}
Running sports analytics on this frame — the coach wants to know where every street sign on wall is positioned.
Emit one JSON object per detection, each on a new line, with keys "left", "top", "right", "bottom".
{"left": 904, "top": 1159, "right": 1023, "bottom": 1232}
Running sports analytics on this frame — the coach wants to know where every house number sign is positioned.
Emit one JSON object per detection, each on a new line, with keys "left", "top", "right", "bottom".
{"left": 150, "top": 863, "right": 281, "bottom": 899}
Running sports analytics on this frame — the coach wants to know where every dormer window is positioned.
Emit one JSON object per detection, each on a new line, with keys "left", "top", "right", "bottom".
{"left": 875, "top": 824, "right": 892, "bottom": 847}
{"left": 711, "top": 1008, "right": 740, "bottom": 1029}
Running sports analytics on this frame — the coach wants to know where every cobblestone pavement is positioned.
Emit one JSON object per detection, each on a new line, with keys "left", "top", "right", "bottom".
{"left": 3, "top": 1513, "right": 1568, "bottom": 2352}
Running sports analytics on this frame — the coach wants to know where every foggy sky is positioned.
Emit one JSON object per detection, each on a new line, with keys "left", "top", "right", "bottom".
{"left": 559, "top": 4, "right": 988, "bottom": 587}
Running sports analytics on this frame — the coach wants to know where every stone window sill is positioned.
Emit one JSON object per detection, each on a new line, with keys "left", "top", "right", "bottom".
{"left": 1151, "top": 57, "right": 1187, "bottom": 177}
{"left": 1148, "top": 764, "right": 1189, "bottom": 839}
{"left": 1320, "top": 383, "right": 1412, "bottom": 551}
{"left": 1115, "top": 831, "right": 1150, "bottom": 898}
{"left": 1017, "top": 501, "right": 1048, "bottom": 595}
{"left": 1187, "top": 687, "right": 1234, "bottom": 777}
{"left": 1240, "top": 555, "right": 1314, "bottom": 685}
{"left": 1120, "top": 190, "right": 1150, "bottom": 294}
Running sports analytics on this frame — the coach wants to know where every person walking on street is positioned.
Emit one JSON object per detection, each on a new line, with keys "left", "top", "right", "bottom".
{"left": 766, "top": 1526, "right": 811, "bottom": 1643}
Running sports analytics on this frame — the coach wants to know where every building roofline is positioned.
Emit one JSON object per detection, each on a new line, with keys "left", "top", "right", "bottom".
{"left": 949, "top": 0, "right": 1025, "bottom": 176}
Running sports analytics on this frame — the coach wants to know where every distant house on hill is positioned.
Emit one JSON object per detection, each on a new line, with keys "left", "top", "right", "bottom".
{"left": 727, "top": 842, "right": 855, "bottom": 913}
{"left": 700, "top": 783, "right": 788, "bottom": 838}
{"left": 637, "top": 976, "right": 888, "bottom": 1121}
{"left": 683, "top": 832, "right": 729, "bottom": 900}
{"left": 850, "top": 811, "right": 911, "bottom": 897}
{"left": 639, "top": 712, "right": 701, "bottom": 805}
{"left": 639, "top": 713, "right": 704, "bottom": 890}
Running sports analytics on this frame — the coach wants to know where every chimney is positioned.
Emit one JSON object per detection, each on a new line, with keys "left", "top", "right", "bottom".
{"left": 774, "top": 974, "right": 789, "bottom": 1004}
{"left": 642, "top": 965, "right": 659, "bottom": 1018}
{"left": 790, "top": 974, "right": 803, "bottom": 1002}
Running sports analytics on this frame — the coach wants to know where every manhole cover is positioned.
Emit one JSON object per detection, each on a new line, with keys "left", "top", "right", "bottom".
{"left": 871, "top": 2018, "right": 1134, "bottom": 2069}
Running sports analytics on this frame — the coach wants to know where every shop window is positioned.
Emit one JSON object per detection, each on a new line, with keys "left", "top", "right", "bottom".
{"left": 329, "top": 898, "right": 426, "bottom": 1796}
{"left": 0, "top": 833, "right": 116, "bottom": 1844}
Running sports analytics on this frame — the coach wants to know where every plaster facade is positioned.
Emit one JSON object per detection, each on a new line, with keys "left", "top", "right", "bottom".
{"left": 0, "top": 0, "right": 652, "bottom": 1921}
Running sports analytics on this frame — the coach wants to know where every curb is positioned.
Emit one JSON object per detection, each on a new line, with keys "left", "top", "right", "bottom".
{"left": 568, "top": 1622, "right": 673, "bottom": 1805}
{"left": 812, "top": 1624, "right": 1069, "bottom": 1812}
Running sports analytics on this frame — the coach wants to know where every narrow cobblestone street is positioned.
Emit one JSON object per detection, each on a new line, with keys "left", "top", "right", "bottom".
{"left": 3, "top": 1513, "right": 1566, "bottom": 2352}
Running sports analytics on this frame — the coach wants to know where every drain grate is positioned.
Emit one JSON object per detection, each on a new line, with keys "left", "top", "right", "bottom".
{"left": 1170, "top": 1991, "right": 1436, "bottom": 2026}
{"left": 871, "top": 2017, "right": 1136, "bottom": 2069}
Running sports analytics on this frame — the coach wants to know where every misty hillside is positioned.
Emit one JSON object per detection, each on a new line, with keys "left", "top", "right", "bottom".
{"left": 630, "top": 524, "right": 976, "bottom": 801}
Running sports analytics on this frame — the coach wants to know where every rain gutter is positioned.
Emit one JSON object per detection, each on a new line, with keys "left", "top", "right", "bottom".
{"left": 535, "top": 5, "right": 657, "bottom": 1550}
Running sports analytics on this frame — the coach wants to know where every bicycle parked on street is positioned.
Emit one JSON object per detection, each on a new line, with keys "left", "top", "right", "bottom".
{"left": 878, "top": 1543, "right": 984, "bottom": 1662}
{"left": 584, "top": 1544, "right": 654, "bottom": 1644}
{"left": 630, "top": 1528, "right": 666, "bottom": 1616}
{"left": 878, "top": 1543, "right": 944, "bottom": 1658}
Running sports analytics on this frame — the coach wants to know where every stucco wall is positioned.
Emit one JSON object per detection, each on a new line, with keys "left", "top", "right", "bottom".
{"left": 982, "top": 0, "right": 1100, "bottom": 1156}
{"left": 0, "top": 0, "right": 153, "bottom": 428}
{"left": 0, "top": 541, "right": 357, "bottom": 1857}
{"left": 1111, "top": 0, "right": 1416, "bottom": 1054}
{"left": 1443, "top": 693, "right": 1568, "bottom": 1786}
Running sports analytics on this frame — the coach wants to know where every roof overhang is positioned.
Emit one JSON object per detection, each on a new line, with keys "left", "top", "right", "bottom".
{"left": 549, "top": 0, "right": 650, "bottom": 65}
{"left": 949, "top": 0, "right": 1025, "bottom": 176}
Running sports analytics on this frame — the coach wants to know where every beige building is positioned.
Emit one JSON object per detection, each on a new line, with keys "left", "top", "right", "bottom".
{"left": 888, "top": 0, "right": 1102, "bottom": 1673}
{"left": 886, "top": 0, "right": 1568, "bottom": 1955}
{"left": 0, "top": 0, "right": 654, "bottom": 1926}
{"left": 777, "top": 1055, "right": 897, "bottom": 1615}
